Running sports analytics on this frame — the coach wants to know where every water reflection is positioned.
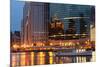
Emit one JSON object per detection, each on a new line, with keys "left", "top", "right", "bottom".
{"left": 11, "top": 51, "right": 95, "bottom": 67}
{"left": 37, "top": 52, "right": 45, "bottom": 65}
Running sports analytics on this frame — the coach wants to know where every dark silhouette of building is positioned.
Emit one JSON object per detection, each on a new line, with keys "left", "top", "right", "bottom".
{"left": 79, "top": 14, "right": 87, "bottom": 34}
{"left": 66, "top": 19, "right": 76, "bottom": 34}
{"left": 65, "top": 19, "right": 76, "bottom": 39}
{"left": 11, "top": 31, "right": 21, "bottom": 47}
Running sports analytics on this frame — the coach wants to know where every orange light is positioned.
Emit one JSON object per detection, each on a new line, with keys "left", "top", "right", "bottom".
{"left": 13, "top": 44, "right": 19, "bottom": 49}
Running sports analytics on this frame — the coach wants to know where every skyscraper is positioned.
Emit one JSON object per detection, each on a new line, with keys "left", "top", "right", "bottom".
{"left": 21, "top": 2, "right": 94, "bottom": 46}
{"left": 21, "top": 2, "right": 50, "bottom": 46}
{"left": 49, "top": 3, "right": 91, "bottom": 34}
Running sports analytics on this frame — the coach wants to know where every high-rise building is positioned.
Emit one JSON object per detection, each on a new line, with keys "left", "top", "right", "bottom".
{"left": 21, "top": 2, "right": 94, "bottom": 46}
{"left": 49, "top": 3, "right": 91, "bottom": 34}
{"left": 21, "top": 2, "right": 50, "bottom": 46}
{"left": 21, "top": 2, "right": 33, "bottom": 46}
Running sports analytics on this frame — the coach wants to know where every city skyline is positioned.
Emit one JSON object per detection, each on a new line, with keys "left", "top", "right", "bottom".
{"left": 10, "top": 1, "right": 95, "bottom": 67}
{"left": 11, "top": 1, "right": 95, "bottom": 32}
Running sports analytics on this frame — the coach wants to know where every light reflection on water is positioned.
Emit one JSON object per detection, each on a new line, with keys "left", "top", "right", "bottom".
{"left": 11, "top": 51, "right": 95, "bottom": 67}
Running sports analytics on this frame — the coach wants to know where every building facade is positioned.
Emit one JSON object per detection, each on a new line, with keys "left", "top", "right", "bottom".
{"left": 50, "top": 3, "right": 92, "bottom": 34}
{"left": 21, "top": 2, "right": 94, "bottom": 47}
{"left": 21, "top": 2, "right": 50, "bottom": 46}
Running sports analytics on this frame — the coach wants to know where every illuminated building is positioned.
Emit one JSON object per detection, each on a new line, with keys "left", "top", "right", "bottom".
{"left": 90, "top": 25, "right": 95, "bottom": 41}
{"left": 49, "top": 3, "right": 93, "bottom": 40}
{"left": 21, "top": 2, "right": 50, "bottom": 46}
{"left": 21, "top": 2, "right": 33, "bottom": 46}
{"left": 49, "top": 14, "right": 64, "bottom": 40}
{"left": 21, "top": 2, "right": 95, "bottom": 46}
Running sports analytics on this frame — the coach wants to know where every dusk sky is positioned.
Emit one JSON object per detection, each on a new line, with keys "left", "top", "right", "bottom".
{"left": 10, "top": 0, "right": 95, "bottom": 32}
{"left": 11, "top": 0, "right": 25, "bottom": 32}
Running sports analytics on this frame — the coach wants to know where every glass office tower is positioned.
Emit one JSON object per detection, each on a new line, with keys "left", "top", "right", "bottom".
{"left": 49, "top": 3, "right": 92, "bottom": 34}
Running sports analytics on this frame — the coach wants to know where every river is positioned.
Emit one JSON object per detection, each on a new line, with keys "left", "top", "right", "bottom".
{"left": 11, "top": 51, "right": 96, "bottom": 67}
